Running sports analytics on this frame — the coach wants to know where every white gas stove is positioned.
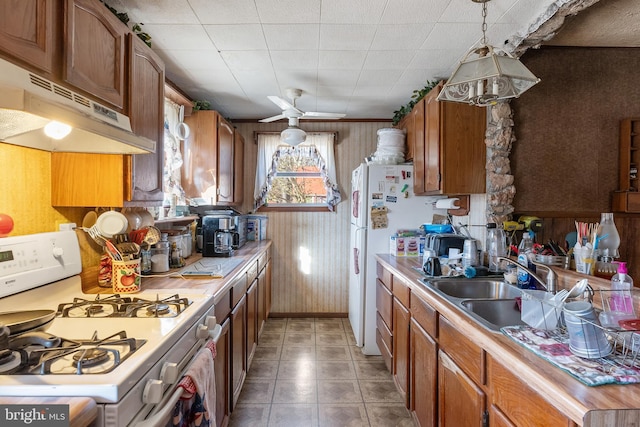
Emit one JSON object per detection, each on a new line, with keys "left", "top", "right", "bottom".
{"left": 0, "top": 231, "right": 219, "bottom": 427}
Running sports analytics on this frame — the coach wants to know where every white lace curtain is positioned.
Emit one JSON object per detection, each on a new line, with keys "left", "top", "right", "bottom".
{"left": 163, "top": 98, "right": 185, "bottom": 204}
{"left": 254, "top": 132, "right": 341, "bottom": 211}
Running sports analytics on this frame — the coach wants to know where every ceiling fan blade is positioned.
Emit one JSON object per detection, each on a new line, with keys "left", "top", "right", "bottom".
{"left": 301, "top": 111, "right": 346, "bottom": 119}
{"left": 259, "top": 114, "right": 286, "bottom": 123}
{"left": 267, "top": 95, "right": 298, "bottom": 112}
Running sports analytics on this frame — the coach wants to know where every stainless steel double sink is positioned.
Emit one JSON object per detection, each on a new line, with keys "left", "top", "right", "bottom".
{"left": 421, "top": 277, "right": 526, "bottom": 332}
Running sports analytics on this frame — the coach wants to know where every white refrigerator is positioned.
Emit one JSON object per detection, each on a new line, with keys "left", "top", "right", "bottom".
{"left": 349, "top": 163, "right": 437, "bottom": 355}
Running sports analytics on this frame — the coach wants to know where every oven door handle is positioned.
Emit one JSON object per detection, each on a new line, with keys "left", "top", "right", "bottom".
{"left": 132, "top": 324, "right": 222, "bottom": 427}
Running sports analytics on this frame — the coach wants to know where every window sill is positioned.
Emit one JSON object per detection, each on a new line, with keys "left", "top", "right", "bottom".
{"left": 256, "top": 206, "right": 335, "bottom": 213}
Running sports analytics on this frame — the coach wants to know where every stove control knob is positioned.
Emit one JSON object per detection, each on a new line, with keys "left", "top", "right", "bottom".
{"left": 205, "top": 315, "right": 217, "bottom": 330}
{"left": 142, "top": 379, "right": 164, "bottom": 405}
{"left": 52, "top": 246, "right": 64, "bottom": 258}
{"left": 160, "top": 362, "right": 179, "bottom": 384}
{"left": 196, "top": 323, "right": 210, "bottom": 339}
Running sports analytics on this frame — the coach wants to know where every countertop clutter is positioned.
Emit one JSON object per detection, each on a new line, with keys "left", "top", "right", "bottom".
{"left": 375, "top": 254, "right": 640, "bottom": 427}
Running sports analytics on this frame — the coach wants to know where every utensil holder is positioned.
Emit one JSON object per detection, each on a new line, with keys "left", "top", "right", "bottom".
{"left": 112, "top": 258, "right": 141, "bottom": 293}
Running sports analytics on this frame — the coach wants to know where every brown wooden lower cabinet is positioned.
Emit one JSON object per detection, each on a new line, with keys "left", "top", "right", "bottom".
{"left": 392, "top": 296, "right": 410, "bottom": 406}
{"left": 409, "top": 317, "right": 437, "bottom": 427}
{"left": 246, "top": 279, "right": 258, "bottom": 369}
{"left": 214, "top": 317, "right": 230, "bottom": 427}
{"left": 487, "top": 355, "right": 575, "bottom": 427}
{"left": 230, "top": 294, "right": 246, "bottom": 409}
{"left": 489, "top": 404, "right": 516, "bottom": 427}
{"left": 439, "top": 349, "right": 486, "bottom": 427}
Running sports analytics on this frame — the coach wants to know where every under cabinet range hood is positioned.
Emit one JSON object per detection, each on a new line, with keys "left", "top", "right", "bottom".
{"left": 0, "top": 58, "right": 155, "bottom": 154}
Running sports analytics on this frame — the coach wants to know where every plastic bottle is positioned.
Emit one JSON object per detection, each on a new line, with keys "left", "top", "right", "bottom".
{"left": 610, "top": 261, "right": 634, "bottom": 314}
{"left": 486, "top": 223, "right": 506, "bottom": 272}
{"left": 517, "top": 232, "right": 535, "bottom": 289}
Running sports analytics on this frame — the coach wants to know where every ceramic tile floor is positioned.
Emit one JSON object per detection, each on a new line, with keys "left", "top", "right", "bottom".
{"left": 228, "top": 317, "right": 415, "bottom": 427}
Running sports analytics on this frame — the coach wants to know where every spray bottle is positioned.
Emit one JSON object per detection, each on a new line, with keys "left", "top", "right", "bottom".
{"left": 610, "top": 261, "right": 634, "bottom": 314}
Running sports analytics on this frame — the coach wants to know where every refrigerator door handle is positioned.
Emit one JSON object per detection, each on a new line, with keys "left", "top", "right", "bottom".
{"left": 353, "top": 247, "right": 360, "bottom": 274}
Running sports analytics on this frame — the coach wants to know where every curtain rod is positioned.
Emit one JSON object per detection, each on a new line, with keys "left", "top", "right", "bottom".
{"left": 253, "top": 131, "right": 339, "bottom": 144}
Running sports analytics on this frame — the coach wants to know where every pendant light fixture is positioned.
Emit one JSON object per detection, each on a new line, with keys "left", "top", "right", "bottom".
{"left": 437, "top": 0, "right": 540, "bottom": 106}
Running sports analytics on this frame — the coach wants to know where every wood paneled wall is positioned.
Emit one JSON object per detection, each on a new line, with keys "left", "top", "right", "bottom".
{"left": 511, "top": 47, "right": 640, "bottom": 280}
{"left": 234, "top": 121, "right": 387, "bottom": 314}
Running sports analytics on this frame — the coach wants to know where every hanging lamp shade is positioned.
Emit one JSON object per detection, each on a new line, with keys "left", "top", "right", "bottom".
{"left": 437, "top": 0, "right": 540, "bottom": 106}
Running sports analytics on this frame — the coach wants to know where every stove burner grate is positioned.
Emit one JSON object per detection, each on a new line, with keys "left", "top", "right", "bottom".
{"left": 55, "top": 294, "right": 191, "bottom": 318}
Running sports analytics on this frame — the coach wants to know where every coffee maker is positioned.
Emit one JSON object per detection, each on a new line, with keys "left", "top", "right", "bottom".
{"left": 202, "top": 215, "right": 236, "bottom": 257}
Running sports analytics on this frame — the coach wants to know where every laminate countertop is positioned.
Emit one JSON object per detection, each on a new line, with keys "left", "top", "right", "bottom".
{"left": 84, "top": 240, "right": 272, "bottom": 303}
{"left": 375, "top": 254, "right": 640, "bottom": 427}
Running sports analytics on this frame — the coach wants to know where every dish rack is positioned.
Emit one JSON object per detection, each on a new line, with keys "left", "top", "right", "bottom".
{"left": 520, "top": 288, "right": 640, "bottom": 371}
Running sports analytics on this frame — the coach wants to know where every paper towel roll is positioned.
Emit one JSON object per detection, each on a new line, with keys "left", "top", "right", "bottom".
{"left": 435, "top": 198, "right": 459, "bottom": 209}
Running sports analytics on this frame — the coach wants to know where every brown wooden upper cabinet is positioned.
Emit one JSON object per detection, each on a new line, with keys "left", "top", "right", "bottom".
{"left": 125, "top": 34, "right": 165, "bottom": 204}
{"left": 0, "top": 0, "right": 59, "bottom": 76}
{"left": 64, "top": 0, "right": 127, "bottom": 110}
{"left": 182, "top": 111, "right": 243, "bottom": 207}
{"left": 410, "top": 81, "right": 487, "bottom": 196}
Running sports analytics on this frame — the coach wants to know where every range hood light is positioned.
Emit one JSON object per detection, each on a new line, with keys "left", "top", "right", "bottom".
{"left": 44, "top": 121, "right": 72, "bottom": 140}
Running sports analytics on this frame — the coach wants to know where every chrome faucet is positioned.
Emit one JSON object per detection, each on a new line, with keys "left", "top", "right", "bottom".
{"left": 497, "top": 257, "right": 558, "bottom": 293}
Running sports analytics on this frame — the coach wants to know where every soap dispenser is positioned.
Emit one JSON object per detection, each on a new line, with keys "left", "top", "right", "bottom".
{"left": 610, "top": 261, "right": 634, "bottom": 314}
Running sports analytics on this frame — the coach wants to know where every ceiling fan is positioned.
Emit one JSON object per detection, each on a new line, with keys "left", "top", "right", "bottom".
{"left": 259, "top": 88, "right": 346, "bottom": 146}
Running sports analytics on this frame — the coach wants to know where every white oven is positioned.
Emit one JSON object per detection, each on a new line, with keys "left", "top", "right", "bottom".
{"left": 0, "top": 231, "right": 221, "bottom": 426}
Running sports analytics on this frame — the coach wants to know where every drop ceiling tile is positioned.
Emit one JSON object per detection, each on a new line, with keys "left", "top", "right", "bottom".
{"left": 421, "top": 23, "right": 480, "bottom": 51}
{"left": 220, "top": 51, "right": 272, "bottom": 70}
{"left": 352, "top": 85, "right": 392, "bottom": 97}
{"left": 316, "top": 86, "right": 355, "bottom": 97}
{"left": 255, "top": 0, "right": 321, "bottom": 24}
{"left": 272, "top": 70, "right": 319, "bottom": 92}
{"left": 320, "top": 0, "right": 387, "bottom": 24}
{"left": 357, "top": 69, "right": 403, "bottom": 86}
{"left": 233, "top": 70, "right": 281, "bottom": 95}
{"left": 438, "top": 0, "right": 513, "bottom": 24}
{"left": 263, "top": 24, "right": 320, "bottom": 50}
{"left": 156, "top": 49, "right": 229, "bottom": 71}
{"left": 318, "top": 51, "right": 367, "bottom": 69}
{"left": 316, "top": 69, "right": 361, "bottom": 86}
{"left": 396, "top": 68, "right": 446, "bottom": 86}
{"left": 203, "top": 24, "right": 267, "bottom": 50}
{"left": 379, "top": 0, "right": 450, "bottom": 24}
{"left": 501, "top": 0, "right": 559, "bottom": 28}
{"left": 370, "top": 24, "right": 433, "bottom": 50}
{"left": 189, "top": 0, "right": 260, "bottom": 24}
{"left": 319, "top": 25, "right": 378, "bottom": 50}
{"left": 409, "top": 49, "right": 464, "bottom": 70}
{"left": 271, "top": 51, "right": 319, "bottom": 70}
{"left": 363, "top": 50, "right": 415, "bottom": 69}
{"left": 112, "top": 0, "right": 197, "bottom": 24}
{"left": 140, "top": 24, "right": 215, "bottom": 50}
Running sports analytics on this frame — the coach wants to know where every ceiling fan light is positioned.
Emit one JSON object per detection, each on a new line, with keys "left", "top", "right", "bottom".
{"left": 281, "top": 126, "right": 307, "bottom": 146}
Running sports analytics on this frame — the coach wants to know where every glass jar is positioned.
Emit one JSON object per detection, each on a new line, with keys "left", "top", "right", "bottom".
{"left": 140, "top": 247, "right": 152, "bottom": 275}
{"left": 597, "top": 212, "right": 620, "bottom": 262}
{"left": 170, "top": 241, "right": 185, "bottom": 268}
{"left": 486, "top": 222, "right": 506, "bottom": 272}
{"left": 150, "top": 241, "right": 170, "bottom": 273}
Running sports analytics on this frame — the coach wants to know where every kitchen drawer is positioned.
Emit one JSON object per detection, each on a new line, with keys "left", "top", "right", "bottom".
{"left": 488, "top": 355, "right": 570, "bottom": 427}
{"left": 246, "top": 260, "right": 259, "bottom": 283}
{"left": 393, "top": 276, "right": 410, "bottom": 308}
{"left": 376, "top": 279, "right": 393, "bottom": 329}
{"left": 231, "top": 275, "right": 248, "bottom": 308}
{"left": 377, "top": 327, "right": 392, "bottom": 373}
{"left": 410, "top": 292, "right": 437, "bottom": 338}
{"left": 258, "top": 251, "right": 269, "bottom": 271}
{"left": 377, "top": 263, "right": 393, "bottom": 291}
{"left": 439, "top": 315, "right": 485, "bottom": 385}
{"left": 215, "top": 289, "right": 231, "bottom": 321}
{"left": 613, "top": 191, "right": 640, "bottom": 213}
{"left": 376, "top": 311, "right": 392, "bottom": 355}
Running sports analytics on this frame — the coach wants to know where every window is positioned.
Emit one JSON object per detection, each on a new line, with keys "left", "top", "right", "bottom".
{"left": 254, "top": 132, "right": 341, "bottom": 211}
